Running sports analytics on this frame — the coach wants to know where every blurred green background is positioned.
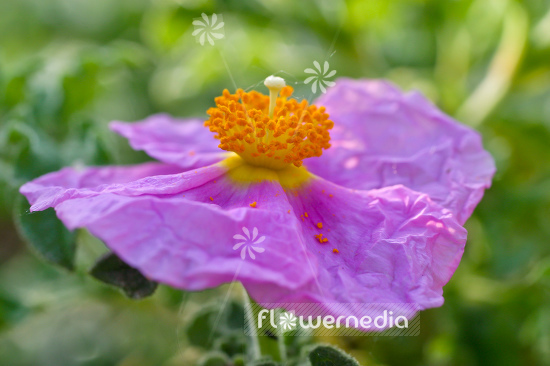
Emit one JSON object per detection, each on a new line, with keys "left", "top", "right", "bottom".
{"left": 1, "top": 0, "right": 550, "bottom": 365}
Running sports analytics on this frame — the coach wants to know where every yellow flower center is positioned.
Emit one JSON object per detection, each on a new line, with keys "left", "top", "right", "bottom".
{"left": 204, "top": 76, "right": 333, "bottom": 170}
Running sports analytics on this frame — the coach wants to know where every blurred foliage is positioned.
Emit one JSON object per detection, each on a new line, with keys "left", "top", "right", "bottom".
{"left": 1, "top": 0, "right": 550, "bottom": 365}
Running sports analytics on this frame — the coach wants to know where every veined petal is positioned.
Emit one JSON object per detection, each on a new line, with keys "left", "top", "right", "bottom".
{"left": 110, "top": 114, "right": 227, "bottom": 171}
{"left": 21, "top": 162, "right": 319, "bottom": 295}
{"left": 306, "top": 78, "right": 495, "bottom": 224}
{"left": 20, "top": 157, "right": 466, "bottom": 321}
{"left": 279, "top": 177, "right": 466, "bottom": 312}
{"left": 20, "top": 162, "right": 226, "bottom": 212}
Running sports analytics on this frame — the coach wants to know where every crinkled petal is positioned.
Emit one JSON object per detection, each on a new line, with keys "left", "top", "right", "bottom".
{"left": 110, "top": 114, "right": 228, "bottom": 170}
{"left": 20, "top": 161, "right": 466, "bottom": 324}
{"left": 20, "top": 162, "right": 185, "bottom": 212}
{"left": 306, "top": 78, "right": 495, "bottom": 224}
{"left": 278, "top": 178, "right": 466, "bottom": 313}
{"left": 20, "top": 163, "right": 319, "bottom": 294}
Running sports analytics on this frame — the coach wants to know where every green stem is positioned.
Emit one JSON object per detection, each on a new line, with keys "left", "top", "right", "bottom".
{"left": 241, "top": 284, "right": 261, "bottom": 361}
{"left": 276, "top": 309, "right": 288, "bottom": 363}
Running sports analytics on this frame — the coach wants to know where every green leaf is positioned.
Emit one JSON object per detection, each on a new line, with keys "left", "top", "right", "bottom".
{"left": 197, "top": 351, "right": 232, "bottom": 366}
{"left": 214, "top": 333, "right": 246, "bottom": 357}
{"left": 248, "top": 358, "right": 279, "bottom": 366}
{"left": 308, "top": 344, "right": 361, "bottom": 366}
{"left": 14, "top": 197, "right": 76, "bottom": 270}
{"left": 186, "top": 301, "right": 244, "bottom": 349}
{"left": 90, "top": 252, "right": 157, "bottom": 299}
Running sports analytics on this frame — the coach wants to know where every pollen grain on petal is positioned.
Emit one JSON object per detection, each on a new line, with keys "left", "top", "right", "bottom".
{"left": 316, "top": 222, "right": 323, "bottom": 229}
{"left": 249, "top": 201, "right": 257, "bottom": 208}
{"left": 332, "top": 248, "right": 339, "bottom": 253}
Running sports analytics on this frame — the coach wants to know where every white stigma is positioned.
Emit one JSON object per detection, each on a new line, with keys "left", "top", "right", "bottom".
{"left": 264, "top": 75, "right": 286, "bottom": 118}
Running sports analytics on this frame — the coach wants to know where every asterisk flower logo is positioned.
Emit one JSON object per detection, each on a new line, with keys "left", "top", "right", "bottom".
{"left": 233, "top": 227, "right": 265, "bottom": 260}
{"left": 304, "top": 61, "right": 336, "bottom": 94}
{"left": 192, "top": 13, "right": 225, "bottom": 46}
{"left": 279, "top": 311, "right": 297, "bottom": 331}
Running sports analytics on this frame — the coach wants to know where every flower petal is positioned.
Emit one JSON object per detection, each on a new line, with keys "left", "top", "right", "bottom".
{"left": 19, "top": 162, "right": 185, "bottom": 212}
{"left": 21, "top": 165, "right": 319, "bottom": 294}
{"left": 271, "top": 177, "right": 466, "bottom": 316}
{"left": 110, "top": 114, "right": 227, "bottom": 171}
{"left": 20, "top": 161, "right": 226, "bottom": 213}
{"left": 20, "top": 159, "right": 466, "bottom": 321}
{"left": 306, "top": 78, "right": 495, "bottom": 224}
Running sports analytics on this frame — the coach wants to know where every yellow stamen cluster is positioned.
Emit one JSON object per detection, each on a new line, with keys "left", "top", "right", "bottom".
{"left": 204, "top": 85, "right": 333, "bottom": 169}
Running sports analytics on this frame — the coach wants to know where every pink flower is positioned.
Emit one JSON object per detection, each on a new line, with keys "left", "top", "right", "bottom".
{"left": 20, "top": 78, "right": 494, "bottom": 324}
